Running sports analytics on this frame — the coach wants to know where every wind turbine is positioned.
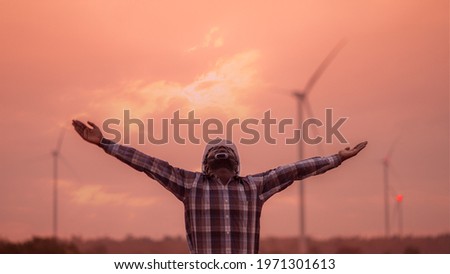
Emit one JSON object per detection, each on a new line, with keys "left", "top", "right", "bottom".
{"left": 51, "top": 129, "right": 65, "bottom": 239}
{"left": 381, "top": 151, "right": 391, "bottom": 237}
{"left": 381, "top": 135, "right": 402, "bottom": 238}
{"left": 293, "top": 39, "right": 347, "bottom": 253}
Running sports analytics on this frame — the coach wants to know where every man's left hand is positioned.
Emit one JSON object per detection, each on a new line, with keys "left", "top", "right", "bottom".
{"left": 339, "top": 141, "right": 368, "bottom": 161}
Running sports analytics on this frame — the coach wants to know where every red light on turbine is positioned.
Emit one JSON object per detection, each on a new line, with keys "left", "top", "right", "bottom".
{"left": 396, "top": 194, "right": 403, "bottom": 203}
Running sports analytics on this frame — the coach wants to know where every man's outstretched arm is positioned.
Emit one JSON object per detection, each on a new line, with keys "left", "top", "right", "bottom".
{"left": 255, "top": 141, "right": 368, "bottom": 201}
{"left": 72, "top": 119, "right": 197, "bottom": 201}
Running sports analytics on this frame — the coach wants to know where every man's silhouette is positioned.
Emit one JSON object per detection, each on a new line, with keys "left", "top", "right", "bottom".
{"left": 72, "top": 119, "right": 367, "bottom": 253}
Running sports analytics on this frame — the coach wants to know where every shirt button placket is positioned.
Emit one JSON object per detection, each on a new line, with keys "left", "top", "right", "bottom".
{"left": 223, "top": 187, "right": 231, "bottom": 253}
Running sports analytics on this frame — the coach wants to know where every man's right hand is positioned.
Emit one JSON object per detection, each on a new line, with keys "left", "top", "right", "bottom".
{"left": 72, "top": 120, "right": 103, "bottom": 145}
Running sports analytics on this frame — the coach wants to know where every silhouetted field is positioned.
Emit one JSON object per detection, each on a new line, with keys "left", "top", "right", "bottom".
{"left": 1, "top": 234, "right": 449, "bottom": 254}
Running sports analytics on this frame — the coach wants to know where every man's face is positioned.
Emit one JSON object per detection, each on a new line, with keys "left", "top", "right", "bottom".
{"left": 205, "top": 145, "right": 238, "bottom": 173}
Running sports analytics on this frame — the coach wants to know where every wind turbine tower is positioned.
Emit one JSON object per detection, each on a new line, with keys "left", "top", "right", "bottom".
{"left": 51, "top": 130, "right": 65, "bottom": 239}
{"left": 293, "top": 40, "right": 346, "bottom": 253}
{"left": 382, "top": 137, "right": 400, "bottom": 238}
{"left": 382, "top": 155, "right": 391, "bottom": 237}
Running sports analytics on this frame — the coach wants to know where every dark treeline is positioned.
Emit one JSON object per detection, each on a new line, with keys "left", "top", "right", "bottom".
{"left": 1, "top": 234, "right": 449, "bottom": 254}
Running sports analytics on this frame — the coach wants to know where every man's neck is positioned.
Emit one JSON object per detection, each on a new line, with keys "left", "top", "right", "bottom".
{"left": 212, "top": 168, "right": 234, "bottom": 185}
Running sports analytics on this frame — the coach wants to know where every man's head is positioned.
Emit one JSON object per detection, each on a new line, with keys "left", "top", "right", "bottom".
{"left": 202, "top": 139, "right": 240, "bottom": 176}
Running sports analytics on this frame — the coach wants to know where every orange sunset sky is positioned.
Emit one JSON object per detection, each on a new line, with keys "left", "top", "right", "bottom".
{"left": 0, "top": 0, "right": 448, "bottom": 242}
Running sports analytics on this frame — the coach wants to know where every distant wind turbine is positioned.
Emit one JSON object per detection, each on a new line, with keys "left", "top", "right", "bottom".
{"left": 381, "top": 135, "right": 402, "bottom": 238}
{"left": 292, "top": 39, "right": 347, "bottom": 253}
{"left": 51, "top": 129, "right": 65, "bottom": 239}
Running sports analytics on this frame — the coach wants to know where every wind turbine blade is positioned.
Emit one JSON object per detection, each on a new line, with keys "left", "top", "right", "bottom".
{"left": 59, "top": 154, "right": 82, "bottom": 182}
{"left": 303, "top": 97, "right": 314, "bottom": 119}
{"left": 388, "top": 182, "right": 398, "bottom": 198}
{"left": 384, "top": 133, "right": 402, "bottom": 161}
{"left": 389, "top": 162, "right": 401, "bottom": 182}
{"left": 304, "top": 99, "right": 324, "bottom": 155}
{"left": 303, "top": 39, "right": 347, "bottom": 95}
{"left": 55, "top": 128, "right": 66, "bottom": 152}
{"left": 387, "top": 162, "right": 402, "bottom": 200}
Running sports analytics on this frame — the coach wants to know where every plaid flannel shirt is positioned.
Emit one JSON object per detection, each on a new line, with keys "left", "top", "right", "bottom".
{"left": 100, "top": 139, "right": 342, "bottom": 254}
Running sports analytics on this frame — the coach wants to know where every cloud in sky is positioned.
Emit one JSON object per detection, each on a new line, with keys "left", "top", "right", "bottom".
{"left": 87, "top": 49, "right": 261, "bottom": 119}
{"left": 70, "top": 184, "right": 157, "bottom": 208}
{"left": 187, "top": 27, "right": 224, "bottom": 52}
